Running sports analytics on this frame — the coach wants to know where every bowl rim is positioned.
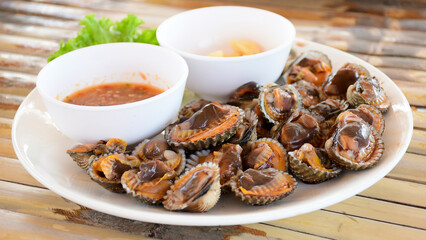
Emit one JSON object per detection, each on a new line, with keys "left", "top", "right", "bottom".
{"left": 156, "top": 6, "right": 296, "bottom": 62}
{"left": 36, "top": 42, "right": 189, "bottom": 112}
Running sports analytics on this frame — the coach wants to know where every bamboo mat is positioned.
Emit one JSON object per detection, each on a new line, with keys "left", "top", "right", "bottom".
{"left": 0, "top": 0, "right": 425, "bottom": 239}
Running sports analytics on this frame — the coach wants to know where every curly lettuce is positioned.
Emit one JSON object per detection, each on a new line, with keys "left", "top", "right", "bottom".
{"left": 48, "top": 14, "right": 159, "bottom": 62}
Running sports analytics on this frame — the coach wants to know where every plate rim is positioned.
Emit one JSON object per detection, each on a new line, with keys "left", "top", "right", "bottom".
{"left": 11, "top": 38, "right": 414, "bottom": 226}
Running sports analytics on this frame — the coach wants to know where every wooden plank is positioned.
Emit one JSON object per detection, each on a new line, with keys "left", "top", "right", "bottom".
{"left": 394, "top": 80, "right": 426, "bottom": 107}
{"left": 243, "top": 223, "right": 327, "bottom": 240}
{"left": 0, "top": 138, "right": 16, "bottom": 159}
{"left": 0, "top": 4, "right": 164, "bottom": 29}
{"left": 297, "top": 26, "right": 426, "bottom": 46}
{"left": 0, "top": 0, "right": 89, "bottom": 20}
{"left": 0, "top": 12, "right": 79, "bottom": 29}
{"left": 0, "top": 70, "right": 36, "bottom": 96}
{"left": 0, "top": 93, "right": 24, "bottom": 119}
{"left": 413, "top": 107, "right": 426, "bottom": 129}
{"left": 0, "top": 156, "right": 43, "bottom": 188}
{"left": 353, "top": 54, "right": 426, "bottom": 71}
{"left": 0, "top": 209, "right": 150, "bottom": 240}
{"left": 387, "top": 152, "right": 426, "bottom": 184}
{"left": 379, "top": 67, "right": 426, "bottom": 84}
{"left": 0, "top": 180, "right": 314, "bottom": 239}
{"left": 325, "top": 195, "right": 426, "bottom": 229}
{"left": 269, "top": 210, "right": 426, "bottom": 240}
{"left": 359, "top": 178, "right": 426, "bottom": 208}
{"left": 0, "top": 52, "right": 46, "bottom": 74}
{"left": 408, "top": 129, "right": 426, "bottom": 155}
{"left": 0, "top": 22, "right": 76, "bottom": 41}
{"left": 0, "top": 34, "right": 58, "bottom": 57}
{"left": 0, "top": 117, "right": 12, "bottom": 139}
{"left": 27, "top": 0, "right": 185, "bottom": 18}
{"left": 311, "top": 38, "right": 426, "bottom": 59}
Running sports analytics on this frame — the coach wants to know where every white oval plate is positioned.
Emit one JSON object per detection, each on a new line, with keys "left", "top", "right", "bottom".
{"left": 12, "top": 39, "right": 413, "bottom": 226}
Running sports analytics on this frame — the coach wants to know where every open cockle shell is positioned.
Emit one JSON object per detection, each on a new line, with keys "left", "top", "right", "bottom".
{"left": 243, "top": 138, "right": 287, "bottom": 172}
{"left": 121, "top": 160, "right": 176, "bottom": 205}
{"left": 230, "top": 168, "right": 297, "bottom": 205}
{"left": 346, "top": 76, "right": 390, "bottom": 113}
{"left": 178, "top": 99, "right": 212, "bottom": 122}
{"left": 325, "top": 122, "right": 384, "bottom": 170}
{"left": 288, "top": 143, "right": 341, "bottom": 183}
{"left": 309, "top": 99, "right": 349, "bottom": 121}
{"left": 67, "top": 138, "right": 128, "bottom": 171}
{"left": 283, "top": 50, "right": 333, "bottom": 87}
{"left": 278, "top": 110, "right": 324, "bottom": 151}
{"left": 186, "top": 144, "right": 243, "bottom": 191}
{"left": 105, "top": 138, "right": 127, "bottom": 153}
{"left": 163, "top": 162, "right": 221, "bottom": 212}
{"left": 165, "top": 102, "right": 244, "bottom": 151}
{"left": 258, "top": 83, "right": 303, "bottom": 124}
{"left": 321, "top": 63, "right": 370, "bottom": 100}
{"left": 292, "top": 80, "right": 323, "bottom": 108}
{"left": 227, "top": 81, "right": 261, "bottom": 110}
{"left": 347, "top": 105, "right": 385, "bottom": 135}
{"left": 88, "top": 153, "right": 141, "bottom": 193}
{"left": 133, "top": 138, "right": 186, "bottom": 176}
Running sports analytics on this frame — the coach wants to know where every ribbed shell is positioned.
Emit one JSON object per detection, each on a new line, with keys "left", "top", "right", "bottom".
{"left": 245, "top": 138, "right": 288, "bottom": 172}
{"left": 178, "top": 99, "right": 211, "bottom": 122}
{"left": 230, "top": 168, "right": 297, "bottom": 205}
{"left": 283, "top": 50, "right": 333, "bottom": 87}
{"left": 163, "top": 162, "right": 221, "bottom": 212}
{"left": 165, "top": 103, "right": 245, "bottom": 151}
{"left": 133, "top": 139, "right": 186, "bottom": 176}
{"left": 346, "top": 76, "right": 390, "bottom": 113}
{"left": 288, "top": 145, "right": 341, "bottom": 183}
{"left": 121, "top": 168, "right": 176, "bottom": 205}
{"left": 88, "top": 153, "right": 140, "bottom": 193}
{"left": 66, "top": 144, "right": 95, "bottom": 171}
{"left": 258, "top": 83, "right": 302, "bottom": 124}
{"left": 325, "top": 125, "right": 384, "bottom": 170}
{"left": 351, "top": 105, "right": 385, "bottom": 135}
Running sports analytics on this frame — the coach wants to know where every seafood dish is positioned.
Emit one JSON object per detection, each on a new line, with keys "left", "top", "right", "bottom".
{"left": 66, "top": 50, "right": 390, "bottom": 212}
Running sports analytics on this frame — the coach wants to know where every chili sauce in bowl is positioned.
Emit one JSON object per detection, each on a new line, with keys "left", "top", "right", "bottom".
{"left": 36, "top": 42, "right": 188, "bottom": 144}
{"left": 63, "top": 83, "right": 164, "bottom": 106}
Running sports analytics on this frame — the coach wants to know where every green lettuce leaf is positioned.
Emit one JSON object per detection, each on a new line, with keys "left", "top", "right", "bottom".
{"left": 48, "top": 14, "right": 159, "bottom": 62}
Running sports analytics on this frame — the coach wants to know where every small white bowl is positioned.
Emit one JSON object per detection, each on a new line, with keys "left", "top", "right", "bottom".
{"left": 36, "top": 43, "right": 188, "bottom": 144}
{"left": 157, "top": 6, "right": 295, "bottom": 101}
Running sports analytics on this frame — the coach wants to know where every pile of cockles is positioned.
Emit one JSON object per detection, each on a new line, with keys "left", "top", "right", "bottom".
{"left": 66, "top": 50, "right": 390, "bottom": 212}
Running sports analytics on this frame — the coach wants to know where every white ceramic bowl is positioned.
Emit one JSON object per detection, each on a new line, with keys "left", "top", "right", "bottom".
{"left": 157, "top": 6, "right": 295, "bottom": 101}
{"left": 36, "top": 43, "right": 188, "bottom": 144}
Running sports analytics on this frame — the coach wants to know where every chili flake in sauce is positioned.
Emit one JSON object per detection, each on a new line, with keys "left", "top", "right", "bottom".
{"left": 63, "top": 82, "right": 164, "bottom": 106}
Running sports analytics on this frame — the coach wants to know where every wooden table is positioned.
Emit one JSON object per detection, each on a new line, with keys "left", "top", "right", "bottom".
{"left": 0, "top": 0, "right": 425, "bottom": 239}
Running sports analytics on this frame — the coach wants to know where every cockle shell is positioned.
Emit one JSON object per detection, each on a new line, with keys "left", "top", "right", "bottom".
{"left": 163, "top": 162, "right": 221, "bottom": 212}
{"left": 230, "top": 168, "right": 297, "bottom": 205}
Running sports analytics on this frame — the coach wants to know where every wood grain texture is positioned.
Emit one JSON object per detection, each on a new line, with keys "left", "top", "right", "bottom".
{"left": 413, "top": 108, "right": 426, "bottom": 129}
{"left": 388, "top": 152, "right": 426, "bottom": 184}
{"left": 0, "top": 157, "right": 44, "bottom": 188}
{"left": 0, "top": 52, "right": 46, "bottom": 74}
{"left": 359, "top": 178, "right": 426, "bottom": 208}
{"left": 0, "top": 180, "right": 311, "bottom": 240}
{"left": 269, "top": 210, "right": 426, "bottom": 240}
{"left": 0, "top": 0, "right": 424, "bottom": 238}
{"left": 0, "top": 117, "right": 12, "bottom": 139}
{"left": 0, "top": 70, "right": 36, "bottom": 96}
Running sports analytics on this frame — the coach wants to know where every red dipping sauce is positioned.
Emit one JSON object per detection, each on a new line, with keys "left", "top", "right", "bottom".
{"left": 63, "top": 82, "right": 164, "bottom": 106}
